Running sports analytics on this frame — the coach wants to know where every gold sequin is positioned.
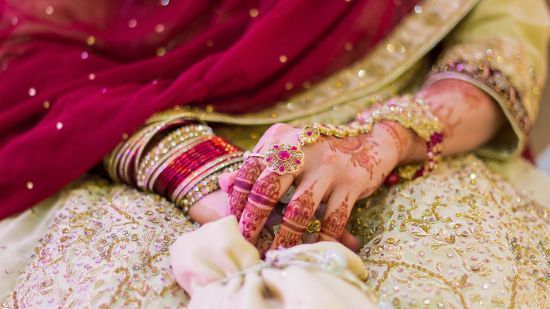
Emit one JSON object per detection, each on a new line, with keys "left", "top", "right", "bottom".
{"left": 279, "top": 55, "right": 288, "bottom": 63}
{"left": 43, "top": 100, "right": 50, "bottom": 109}
{"left": 26, "top": 181, "right": 33, "bottom": 190}
{"left": 284, "top": 82, "right": 294, "bottom": 91}
{"left": 86, "top": 36, "right": 96, "bottom": 46}
{"left": 155, "top": 24, "right": 165, "bottom": 33}
{"left": 45, "top": 6, "right": 54, "bottom": 15}
{"left": 128, "top": 19, "right": 138, "bottom": 28}
{"left": 249, "top": 8, "right": 259, "bottom": 18}
{"left": 156, "top": 47, "right": 167, "bottom": 57}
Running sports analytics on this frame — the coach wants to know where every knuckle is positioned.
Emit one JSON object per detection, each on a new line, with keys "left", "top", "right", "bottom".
{"left": 267, "top": 123, "right": 291, "bottom": 135}
{"left": 320, "top": 151, "right": 339, "bottom": 165}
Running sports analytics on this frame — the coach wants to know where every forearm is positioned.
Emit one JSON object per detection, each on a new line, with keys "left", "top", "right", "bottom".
{"left": 394, "top": 79, "right": 505, "bottom": 165}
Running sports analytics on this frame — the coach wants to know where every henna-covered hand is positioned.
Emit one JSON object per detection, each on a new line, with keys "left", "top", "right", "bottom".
{"left": 191, "top": 80, "right": 503, "bottom": 254}
{"left": 222, "top": 121, "right": 405, "bottom": 251}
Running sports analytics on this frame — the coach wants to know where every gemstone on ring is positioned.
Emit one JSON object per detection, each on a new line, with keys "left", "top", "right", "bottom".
{"left": 264, "top": 143, "right": 304, "bottom": 175}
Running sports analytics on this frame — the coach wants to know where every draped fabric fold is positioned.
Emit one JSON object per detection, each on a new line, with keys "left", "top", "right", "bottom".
{"left": 170, "top": 216, "right": 376, "bottom": 309}
{"left": 0, "top": 0, "right": 417, "bottom": 218}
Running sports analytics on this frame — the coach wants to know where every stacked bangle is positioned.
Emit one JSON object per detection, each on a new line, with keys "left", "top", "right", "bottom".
{"left": 105, "top": 119, "right": 243, "bottom": 216}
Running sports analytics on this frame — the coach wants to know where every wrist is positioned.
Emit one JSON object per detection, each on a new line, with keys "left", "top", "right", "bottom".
{"left": 375, "top": 121, "right": 426, "bottom": 166}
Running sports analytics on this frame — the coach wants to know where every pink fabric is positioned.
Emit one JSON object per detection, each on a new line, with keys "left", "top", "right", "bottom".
{"left": 0, "top": 0, "right": 417, "bottom": 218}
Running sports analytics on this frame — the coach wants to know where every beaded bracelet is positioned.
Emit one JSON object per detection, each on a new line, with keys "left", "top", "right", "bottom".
{"left": 356, "top": 95, "right": 444, "bottom": 183}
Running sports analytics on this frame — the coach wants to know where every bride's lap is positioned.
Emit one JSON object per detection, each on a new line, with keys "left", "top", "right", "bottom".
{"left": 353, "top": 155, "right": 549, "bottom": 308}
{"left": 4, "top": 155, "right": 548, "bottom": 308}
{"left": 3, "top": 179, "right": 195, "bottom": 308}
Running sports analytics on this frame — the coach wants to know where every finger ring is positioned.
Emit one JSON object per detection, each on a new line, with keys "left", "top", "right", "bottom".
{"left": 263, "top": 144, "right": 304, "bottom": 175}
{"left": 243, "top": 151, "right": 265, "bottom": 160}
{"left": 305, "top": 219, "right": 321, "bottom": 234}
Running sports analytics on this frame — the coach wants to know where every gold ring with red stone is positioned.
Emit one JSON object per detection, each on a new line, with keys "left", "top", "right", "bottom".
{"left": 263, "top": 144, "right": 304, "bottom": 175}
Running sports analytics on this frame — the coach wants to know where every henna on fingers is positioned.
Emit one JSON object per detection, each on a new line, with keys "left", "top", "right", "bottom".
{"left": 230, "top": 159, "right": 262, "bottom": 219}
{"left": 318, "top": 194, "right": 350, "bottom": 241}
{"left": 239, "top": 173, "right": 281, "bottom": 241}
{"left": 272, "top": 184, "right": 316, "bottom": 249}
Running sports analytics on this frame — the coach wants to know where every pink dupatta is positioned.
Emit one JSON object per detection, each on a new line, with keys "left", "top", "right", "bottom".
{"left": 0, "top": 0, "right": 417, "bottom": 218}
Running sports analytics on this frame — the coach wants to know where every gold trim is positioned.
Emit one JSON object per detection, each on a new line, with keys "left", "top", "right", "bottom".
{"left": 148, "top": 0, "right": 479, "bottom": 126}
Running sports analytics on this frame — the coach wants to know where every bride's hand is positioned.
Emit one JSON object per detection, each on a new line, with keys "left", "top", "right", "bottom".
{"left": 222, "top": 121, "right": 414, "bottom": 250}
{"left": 189, "top": 188, "right": 364, "bottom": 252}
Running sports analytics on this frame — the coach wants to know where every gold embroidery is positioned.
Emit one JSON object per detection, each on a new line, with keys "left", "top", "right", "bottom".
{"left": 2, "top": 180, "right": 195, "bottom": 308}
{"left": 351, "top": 155, "right": 549, "bottom": 308}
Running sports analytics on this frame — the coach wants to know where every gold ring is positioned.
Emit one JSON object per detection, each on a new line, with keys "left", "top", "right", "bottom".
{"left": 263, "top": 144, "right": 304, "bottom": 175}
{"left": 305, "top": 219, "right": 321, "bottom": 234}
{"left": 243, "top": 151, "right": 265, "bottom": 160}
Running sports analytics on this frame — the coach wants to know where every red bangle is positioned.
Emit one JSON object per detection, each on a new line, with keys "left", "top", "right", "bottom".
{"left": 154, "top": 136, "right": 240, "bottom": 196}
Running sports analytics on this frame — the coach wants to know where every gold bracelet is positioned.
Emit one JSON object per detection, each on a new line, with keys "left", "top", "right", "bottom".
{"left": 136, "top": 124, "right": 214, "bottom": 188}
{"left": 261, "top": 95, "right": 443, "bottom": 176}
{"left": 299, "top": 95, "right": 443, "bottom": 144}
{"left": 139, "top": 135, "right": 211, "bottom": 191}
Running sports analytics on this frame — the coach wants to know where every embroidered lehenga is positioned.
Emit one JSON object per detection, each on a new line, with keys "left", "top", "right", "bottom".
{"left": 1, "top": 0, "right": 549, "bottom": 308}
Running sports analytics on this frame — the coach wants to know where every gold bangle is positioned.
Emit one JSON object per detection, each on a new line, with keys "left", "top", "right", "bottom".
{"left": 178, "top": 161, "right": 243, "bottom": 214}
{"left": 172, "top": 152, "right": 244, "bottom": 202}
{"left": 136, "top": 124, "right": 214, "bottom": 187}
{"left": 140, "top": 135, "right": 211, "bottom": 191}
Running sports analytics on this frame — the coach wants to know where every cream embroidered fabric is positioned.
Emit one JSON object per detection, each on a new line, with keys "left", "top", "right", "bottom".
{"left": 2, "top": 155, "right": 548, "bottom": 308}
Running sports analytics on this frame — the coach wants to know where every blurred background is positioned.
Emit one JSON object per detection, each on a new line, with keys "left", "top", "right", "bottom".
{"left": 531, "top": 44, "right": 550, "bottom": 173}
{"left": 533, "top": 1, "right": 550, "bottom": 173}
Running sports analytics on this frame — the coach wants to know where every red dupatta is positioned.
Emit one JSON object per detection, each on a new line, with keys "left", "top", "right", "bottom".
{"left": 0, "top": 0, "right": 417, "bottom": 218}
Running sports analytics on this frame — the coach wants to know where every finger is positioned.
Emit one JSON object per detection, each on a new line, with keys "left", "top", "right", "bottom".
{"left": 340, "top": 230, "right": 362, "bottom": 252}
{"left": 229, "top": 158, "right": 263, "bottom": 220}
{"left": 219, "top": 170, "right": 238, "bottom": 193}
{"left": 239, "top": 169, "right": 293, "bottom": 244}
{"left": 317, "top": 191, "right": 356, "bottom": 242}
{"left": 271, "top": 180, "right": 330, "bottom": 249}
